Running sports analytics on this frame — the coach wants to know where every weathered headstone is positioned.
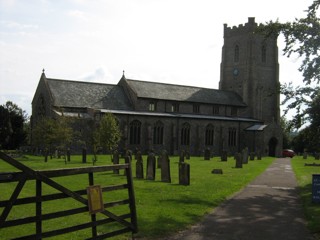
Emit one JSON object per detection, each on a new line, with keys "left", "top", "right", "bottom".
{"left": 112, "top": 150, "right": 120, "bottom": 174}
{"left": 235, "top": 152, "right": 242, "bottom": 168}
{"left": 157, "top": 156, "right": 162, "bottom": 169}
{"left": 315, "top": 153, "right": 320, "bottom": 160}
{"left": 303, "top": 152, "right": 308, "bottom": 159}
{"left": 221, "top": 150, "right": 227, "bottom": 161}
{"left": 179, "top": 150, "right": 185, "bottom": 163}
{"left": 185, "top": 151, "right": 190, "bottom": 160}
{"left": 82, "top": 147, "right": 87, "bottom": 163}
{"left": 242, "top": 148, "right": 249, "bottom": 164}
{"left": 136, "top": 151, "right": 144, "bottom": 179}
{"left": 249, "top": 152, "right": 255, "bottom": 160}
{"left": 257, "top": 150, "right": 262, "bottom": 160}
{"left": 211, "top": 169, "right": 223, "bottom": 174}
{"left": 179, "top": 162, "right": 190, "bottom": 185}
{"left": 67, "top": 148, "right": 71, "bottom": 162}
{"left": 204, "top": 148, "right": 210, "bottom": 160}
{"left": 146, "top": 153, "right": 156, "bottom": 180}
{"left": 161, "top": 150, "right": 171, "bottom": 183}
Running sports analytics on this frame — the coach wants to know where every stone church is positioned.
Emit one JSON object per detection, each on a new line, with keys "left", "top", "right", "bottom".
{"left": 31, "top": 17, "right": 283, "bottom": 157}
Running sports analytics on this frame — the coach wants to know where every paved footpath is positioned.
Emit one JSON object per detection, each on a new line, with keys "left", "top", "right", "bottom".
{"left": 165, "top": 158, "right": 315, "bottom": 240}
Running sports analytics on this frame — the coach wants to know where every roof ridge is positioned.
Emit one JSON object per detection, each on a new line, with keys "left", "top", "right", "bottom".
{"left": 46, "top": 78, "right": 116, "bottom": 86}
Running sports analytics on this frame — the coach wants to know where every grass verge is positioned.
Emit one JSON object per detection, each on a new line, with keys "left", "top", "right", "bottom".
{"left": 291, "top": 156, "right": 320, "bottom": 237}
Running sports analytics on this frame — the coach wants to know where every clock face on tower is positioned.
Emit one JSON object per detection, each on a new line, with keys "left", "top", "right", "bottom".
{"left": 233, "top": 68, "right": 239, "bottom": 76}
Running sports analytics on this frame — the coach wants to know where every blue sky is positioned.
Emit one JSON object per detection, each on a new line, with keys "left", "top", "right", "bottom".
{"left": 0, "top": 0, "right": 311, "bottom": 116}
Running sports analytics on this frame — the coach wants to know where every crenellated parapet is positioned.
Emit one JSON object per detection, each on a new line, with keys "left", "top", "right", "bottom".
{"left": 224, "top": 17, "right": 264, "bottom": 37}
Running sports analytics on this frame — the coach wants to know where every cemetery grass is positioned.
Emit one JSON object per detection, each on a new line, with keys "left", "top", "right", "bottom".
{"left": 291, "top": 156, "right": 320, "bottom": 235}
{"left": 0, "top": 154, "right": 275, "bottom": 239}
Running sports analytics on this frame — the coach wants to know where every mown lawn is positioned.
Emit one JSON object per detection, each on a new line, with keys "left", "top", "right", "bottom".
{"left": 0, "top": 154, "right": 275, "bottom": 239}
{"left": 291, "top": 155, "right": 320, "bottom": 236}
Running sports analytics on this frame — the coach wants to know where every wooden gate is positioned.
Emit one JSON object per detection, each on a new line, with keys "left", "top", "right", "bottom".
{"left": 0, "top": 152, "right": 138, "bottom": 239}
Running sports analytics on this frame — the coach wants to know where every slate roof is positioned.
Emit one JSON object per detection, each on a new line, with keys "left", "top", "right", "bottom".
{"left": 124, "top": 79, "right": 246, "bottom": 107}
{"left": 46, "top": 78, "right": 132, "bottom": 110}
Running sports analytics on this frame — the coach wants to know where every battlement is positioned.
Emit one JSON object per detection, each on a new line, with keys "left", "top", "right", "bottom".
{"left": 224, "top": 17, "right": 264, "bottom": 37}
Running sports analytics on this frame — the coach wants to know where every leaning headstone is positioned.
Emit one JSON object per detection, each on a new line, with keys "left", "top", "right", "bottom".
{"left": 179, "top": 162, "right": 190, "bottom": 185}
{"left": 242, "top": 148, "right": 249, "bottom": 164}
{"left": 221, "top": 150, "right": 227, "bottom": 161}
{"left": 249, "top": 152, "right": 255, "bottom": 160}
{"left": 112, "top": 150, "right": 120, "bottom": 174}
{"left": 179, "top": 150, "right": 185, "bottom": 163}
{"left": 204, "top": 148, "right": 210, "bottom": 160}
{"left": 235, "top": 152, "right": 242, "bottom": 168}
{"left": 82, "top": 147, "right": 87, "bottom": 163}
{"left": 136, "top": 152, "right": 144, "bottom": 179}
{"left": 303, "top": 152, "right": 308, "bottom": 159}
{"left": 161, "top": 151, "right": 171, "bottom": 183}
{"left": 146, "top": 153, "right": 156, "bottom": 180}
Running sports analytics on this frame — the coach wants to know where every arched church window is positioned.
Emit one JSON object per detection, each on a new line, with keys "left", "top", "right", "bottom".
{"left": 37, "top": 95, "right": 46, "bottom": 116}
{"left": 129, "top": 120, "right": 141, "bottom": 145}
{"left": 262, "top": 45, "right": 267, "bottom": 63}
{"left": 234, "top": 45, "right": 239, "bottom": 62}
{"left": 153, "top": 121, "right": 164, "bottom": 145}
{"left": 205, "top": 124, "right": 214, "bottom": 146}
{"left": 181, "top": 123, "right": 190, "bottom": 146}
{"left": 228, "top": 127, "right": 237, "bottom": 147}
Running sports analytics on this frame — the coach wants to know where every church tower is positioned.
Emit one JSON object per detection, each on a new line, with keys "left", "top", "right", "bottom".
{"left": 219, "top": 17, "right": 280, "bottom": 124}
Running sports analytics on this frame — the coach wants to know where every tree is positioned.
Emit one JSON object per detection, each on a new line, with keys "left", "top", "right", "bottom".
{"left": 97, "top": 113, "right": 121, "bottom": 152}
{"left": 0, "top": 101, "right": 28, "bottom": 149}
{"left": 257, "top": 0, "right": 320, "bottom": 129}
{"left": 32, "top": 116, "right": 74, "bottom": 161}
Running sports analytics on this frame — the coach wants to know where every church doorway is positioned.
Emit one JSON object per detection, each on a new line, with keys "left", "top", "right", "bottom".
{"left": 268, "top": 137, "right": 278, "bottom": 157}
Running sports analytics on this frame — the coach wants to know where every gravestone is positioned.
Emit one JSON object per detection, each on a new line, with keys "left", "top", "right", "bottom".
{"left": 67, "top": 148, "right": 71, "bottom": 162}
{"left": 179, "top": 162, "right": 190, "bottom": 185}
{"left": 136, "top": 151, "right": 144, "bottom": 179}
{"left": 315, "top": 153, "right": 320, "bottom": 160}
{"left": 303, "top": 152, "right": 308, "bottom": 159}
{"left": 211, "top": 169, "right": 223, "bottom": 174}
{"left": 221, "top": 150, "right": 227, "bottom": 161}
{"left": 157, "top": 156, "right": 162, "bottom": 169}
{"left": 112, "top": 150, "right": 120, "bottom": 174}
{"left": 204, "top": 148, "right": 210, "bottom": 160}
{"left": 82, "top": 147, "right": 87, "bottom": 163}
{"left": 235, "top": 152, "right": 242, "bottom": 168}
{"left": 146, "top": 153, "right": 156, "bottom": 180}
{"left": 179, "top": 150, "right": 185, "bottom": 163}
{"left": 242, "top": 148, "right": 249, "bottom": 164}
{"left": 249, "top": 152, "right": 255, "bottom": 160}
{"left": 161, "top": 150, "right": 171, "bottom": 183}
{"left": 185, "top": 151, "right": 190, "bottom": 160}
{"left": 257, "top": 150, "right": 262, "bottom": 160}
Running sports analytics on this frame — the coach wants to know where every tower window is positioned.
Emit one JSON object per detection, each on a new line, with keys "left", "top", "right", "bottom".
{"left": 262, "top": 45, "right": 267, "bottom": 63}
{"left": 234, "top": 45, "right": 239, "bottom": 62}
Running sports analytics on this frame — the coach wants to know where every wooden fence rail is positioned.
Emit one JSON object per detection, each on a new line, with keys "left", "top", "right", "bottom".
{"left": 0, "top": 151, "right": 138, "bottom": 239}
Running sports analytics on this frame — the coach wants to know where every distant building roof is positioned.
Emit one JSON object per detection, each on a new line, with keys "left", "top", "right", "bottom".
{"left": 124, "top": 79, "right": 246, "bottom": 107}
{"left": 46, "top": 78, "right": 132, "bottom": 110}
